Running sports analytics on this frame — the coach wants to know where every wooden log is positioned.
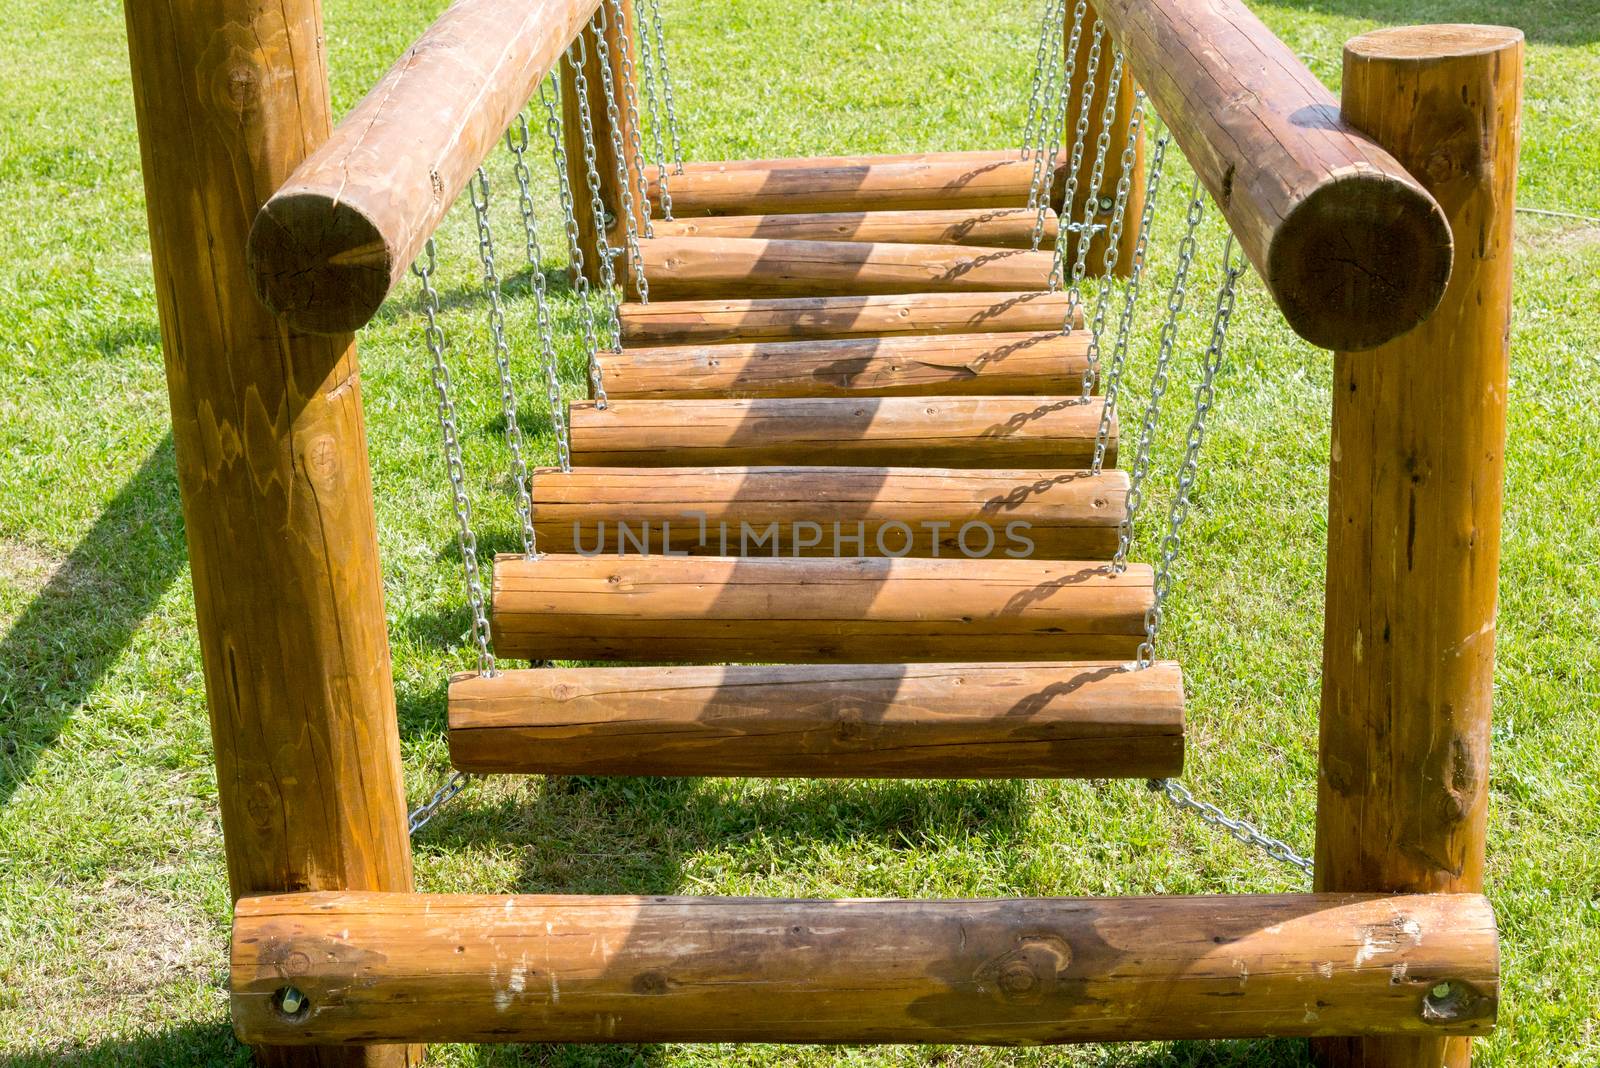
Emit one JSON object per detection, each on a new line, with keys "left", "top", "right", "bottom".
{"left": 1061, "top": 2, "right": 1145, "bottom": 277}
{"left": 247, "top": 0, "right": 601, "bottom": 334}
{"left": 656, "top": 157, "right": 1056, "bottom": 218}
{"left": 567, "top": 396, "right": 1113, "bottom": 469}
{"left": 619, "top": 291, "right": 1083, "bottom": 346}
{"left": 448, "top": 661, "right": 1184, "bottom": 778}
{"left": 530, "top": 466, "right": 1128, "bottom": 560}
{"left": 233, "top": 890, "right": 1499, "bottom": 1046}
{"left": 122, "top": 1, "right": 415, "bottom": 1065}
{"left": 1090, "top": 0, "right": 1453, "bottom": 351}
{"left": 490, "top": 554, "right": 1152, "bottom": 663}
{"left": 1313, "top": 25, "right": 1523, "bottom": 1068}
{"left": 650, "top": 207, "right": 1056, "bottom": 248}
{"left": 635, "top": 237, "right": 1056, "bottom": 301}
{"left": 563, "top": 1, "right": 647, "bottom": 286}
{"left": 603, "top": 331, "right": 1089, "bottom": 399}
{"left": 671, "top": 148, "right": 1030, "bottom": 174}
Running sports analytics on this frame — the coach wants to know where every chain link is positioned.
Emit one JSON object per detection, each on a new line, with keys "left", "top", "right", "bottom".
{"left": 1030, "top": 0, "right": 1079, "bottom": 241}
{"left": 1147, "top": 777, "right": 1315, "bottom": 874}
{"left": 539, "top": 81, "right": 607, "bottom": 420}
{"left": 413, "top": 242, "right": 495, "bottom": 678}
{"left": 1113, "top": 176, "right": 1205, "bottom": 572}
{"left": 1136, "top": 234, "right": 1244, "bottom": 666}
{"left": 607, "top": 0, "right": 655, "bottom": 239}
{"left": 1080, "top": 86, "right": 1142, "bottom": 401}
{"left": 505, "top": 116, "right": 574, "bottom": 474}
{"left": 1093, "top": 130, "right": 1169, "bottom": 475}
{"left": 409, "top": 770, "right": 474, "bottom": 835}
{"left": 1049, "top": 18, "right": 1105, "bottom": 291}
{"left": 633, "top": 0, "right": 674, "bottom": 220}
{"left": 643, "top": 0, "right": 685, "bottom": 174}
{"left": 566, "top": 39, "right": 618, "bottom": 406}
{"left": 591, "top": 3, "right": 650, "bottom": 301}
{"left": 1021, "top": 0, "right": 1064, "bottom": 162}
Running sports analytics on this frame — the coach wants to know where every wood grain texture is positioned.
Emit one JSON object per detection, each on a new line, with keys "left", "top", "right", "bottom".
{"left": 246, "top": 0, "right": 599, "bottom": 334}
{"left": 651, "top": 207, "right": 1057, "bottom": 248}
{"left": 652, "top": 157, "right": 1055, "bottom": 218}
{"left": 670, "top": 148, "right": 1032, "bottom": 174}
{"left": 1061, "top": 2, "right": 1145, "bottom": 277}
{"left": 489, "top": 554, "right": 1152, "bottom": 663}
{"left": 232, "top": 891, "right": 1498, "bottom": 1045}
{"left": 1091, "top": 0, "right": 1453, "bottom": 350}
{"left": 601, "top": 331, "right": 1089, "bottom": 399}
{"left": 448, "top": 661, "right": 1184, "bottom": 778}
{"left": 567, "top": 396, "right": 1113, "bottom": 469}
{"left": 530, "top": 466, "right": 1128, "bottom": 560}
{"left": 634, "top": 237, "right": 1056, "bottom": 300}
{"left": 619, "top": 291, "right": 1082, "bottom": 345}
{"left": 121, "top": 0, "right": 415, "bottom": 1064}
{"left": 563, "top": 1, "right": 647, "bottom": 286}
{"left": 1313, "top": 25, "right": 1522, "bottom": 1068}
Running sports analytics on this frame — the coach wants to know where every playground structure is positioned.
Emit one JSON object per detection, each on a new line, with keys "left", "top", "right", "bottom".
{"left": 119, "top": 0, "right": 1521, "bottom": 1065}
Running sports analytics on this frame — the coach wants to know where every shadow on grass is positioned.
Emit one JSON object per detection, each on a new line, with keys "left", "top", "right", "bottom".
{"left": 1265, "top": 0, "right": 1598, "bottom": 46}
{"left": 0, "top": 1022, "right": 247, "bottom": 1067}
{"left": 0, "top": 434, "right": 187, "bottom": 808}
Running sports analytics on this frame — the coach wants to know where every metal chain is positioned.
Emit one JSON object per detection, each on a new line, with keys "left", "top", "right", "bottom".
{"left": 1075, "top": 57, "right": 1131, "bottom": 398}
{"left": 1021, "top": 0, "right": 1064, "bottom": 161}
{"left": 409, "top": 770, "right": 474, "bottom": 836}
{"left": 469, "top": 167, "right": 539, "bottom": 557}
{"left": 413, "top": 241, "right": 495, "bottom": 678}
{"left": 505, "top": 116, "right": 574, "bottom": 474}
{"left": 1030, "top": 0, "right": 1080, "bottom": 239}
{"left": 1147, "top": 777, "right": 1314, "bottom": 874}
{"left": 591, "top": 3, "right": 650, "bottom": 300}
{"left": 1136, "top": 233, "right": 1244, "bottom": 666}
{"left": 1060, "top": 46, "right": 1120, "bottom": 368}
{"left": 633, "top": 0, "right": 674, "bottom": 220}
{"left": 1112, "top": 175, "right": 1205, "bottom": 572}
{"left": 566, "top": 39, "right": 618, "bottom": 406}
{"left": 1049, "top": 18, "right": 1105, "bottom": 291}
{"left": 539, "top": 80, "right": 607, "bottom": 419}
{"left": 1093, "top": 130, "right": 1169, "bottom": 474}
{"left": 606, "top": 0, "right": 655, "bottom": 239}
{"left": 643, "top": 0, "right": 685, "bottom": 174}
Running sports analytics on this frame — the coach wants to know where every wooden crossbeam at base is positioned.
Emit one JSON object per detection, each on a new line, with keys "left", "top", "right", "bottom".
{"left": 618, "top": 291, "right": 1083, "bottom": 347}
{"left": 448, "top": 661, "right": 1183, "bottom": 778}
{"left": 651, "top": 207, "right": 1056, "bottom": 249}
{"left": 567, "top": 396, "right": 1112, "bottom": 469}
{"left": 669, "top": 148, "right": 1034, "bottom": 175}
{"left": 650, "top": 156, "right": 1058, "bottom": 218}
{"left": 232, "top": 891, "right": 1498, "bottom": 1045}
{"left": 489, "top": 554, "right": 1151, "bottom": 663}
{"left": 529, "top": 466, "right": 1128, "bottom": 560}
{"left": 634, "top": 237, "right": 1055, "bottom": 301}
{"left": 602, "top": 331, "right": 1088, "bottom": 399}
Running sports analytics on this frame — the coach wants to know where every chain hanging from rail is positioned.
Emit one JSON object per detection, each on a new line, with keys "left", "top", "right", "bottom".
{"left": 1049, "top": 19, "right": 1107, "bottom": 291}
{"left": 591, "top": 1, "right": 651, "bottom": 300}
{"left": 565, "top": 36, "right": 619, "bottom": 406}
{"left": 1059, "top": 46, "right": 1124, "bottom": 381}
{"left": 640, "top": 0, "right": 685, "bottom": 174}
{"left": 1079, "top": 88, "right": 1144, "bottom": 400}
{"left": 633, "top": 0, "right": 674, "bottom": 220}
{"left": 1028, "top": 0, "right": 1078, "bottom": 227}
{"left": 1021, "top": 0, "right": 1065, "bottom": 164}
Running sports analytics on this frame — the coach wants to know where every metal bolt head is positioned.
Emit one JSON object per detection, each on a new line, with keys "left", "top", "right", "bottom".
{"left": 278, "top": 985, "right": 307, "bottom": 1016}
{"left": 1097, "top": 195, "right": 1116, "bottom": 213}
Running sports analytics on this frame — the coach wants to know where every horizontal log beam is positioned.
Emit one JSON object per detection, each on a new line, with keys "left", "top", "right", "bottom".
{"left": 232, "top": 891, "right": 1499, "bottom": 1045}
{"left": 567, "top": 395, "right": 1113, "bottom": 469}
{"left": 247, "top": 0, "right": 600, "bottom": 334}
{"left": 530, "top": 466, "right": 1128, "bottom": 560}
{"left": 603, "top": 331, "right": 1088, "bottom": 399}
{"left": 490, "top": 554, "right": 1151, "bottom": 663}
{"left": 618, "top": 291, "right": 1083, "bottom": 346}
{"left": 635, "top": 237, "right": 1056, "bottom": 301}
{"left": 1091, "top": 0, "right": 1452, "bottom": 350}
{"left": 672, "top": 148, "right": 1030, "bottom": 174}
{"left": 650, "top": 207, "right": 1056, "bottom": 248}
{"left": 448, "top": 661, "right": 1183, "bottom": 778}
{"left": 655, "top": 157, "right": 1055, "bottom": 218}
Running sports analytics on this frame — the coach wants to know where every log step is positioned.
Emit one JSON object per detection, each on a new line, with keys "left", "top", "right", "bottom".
{"left": 568, "top": 396, "right": 1112, "bottom": 469}
{"left": 651, "top": 156, "right": 1059, "bottom": 218}
{"left": 602, "top": 330, "right": 1086, "bottom": 400}
{"left": 232, "top": 890, "right": 1499, "bottom": 1046}
{"left": 530, "top": 466, "right": 1128, "bottom": 560}
{"left": 671, "top": 148, "right": 1034, "bottom": 174}
{"left": 651, "top": 207, "right": 1056, "bottom": 249}
{"left": 635, "top": 237, "right": 1055, "bottom": 301}
{"left": 448, "top": 661, "right": 1184, "bottom": 778}
{"left": 490, "top": 553, "right": 1151, "bottom": 663}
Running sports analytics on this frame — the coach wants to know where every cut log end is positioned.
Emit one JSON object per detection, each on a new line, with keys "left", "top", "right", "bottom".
{"left": 247, "top": 192, "right": 394, "bottom": 335}
{"left": 1344, "top": 24, "right": 1525, "bottom": 63}
{"left": 1268, "top": 169, "right": 1454, "bottom": 352}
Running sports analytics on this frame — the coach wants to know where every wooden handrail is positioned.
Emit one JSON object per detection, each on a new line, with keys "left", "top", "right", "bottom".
{"left": 247, "top": 0, "right": 601, "bottom": 335}
{"left": 1092, "top": 0, "right": 1454, "bottom": 351}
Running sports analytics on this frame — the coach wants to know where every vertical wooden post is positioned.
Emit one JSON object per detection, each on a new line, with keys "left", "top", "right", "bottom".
{"left": 1061, "top": 1, "right": 1145, "bottom": 278}
{"left": 1313, "top": 25, "right": 1523, "bottom": 1068}
{"left": 121, "top": 1, "right": 416, "bottom": 1065}
{"left": 564, "top": 0, "right": 648, "bottom": 285}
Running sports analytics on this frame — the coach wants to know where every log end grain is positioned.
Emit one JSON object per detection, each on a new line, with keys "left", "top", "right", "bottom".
{"left": 248, "top": 190, "right": 395, "bottom": 335}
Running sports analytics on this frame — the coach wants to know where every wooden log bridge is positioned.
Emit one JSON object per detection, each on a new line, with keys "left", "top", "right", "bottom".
{"left": 247, "top": 0, "right": 602, "bottom": 334}
{"left": 232, "top": 891, "right": 1499, "bottom": 1046}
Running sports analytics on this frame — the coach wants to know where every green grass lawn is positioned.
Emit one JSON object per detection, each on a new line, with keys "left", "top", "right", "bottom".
{"left": 1, "top": 0, "right": 1597, "bottom": 1064}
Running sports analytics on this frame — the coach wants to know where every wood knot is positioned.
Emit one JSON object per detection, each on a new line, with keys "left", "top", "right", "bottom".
{"left": 975, "top": 934, "right": 1072, "bottom": 1005}
{"left": 632, "top": 971, "right": 669, "bottom": 995}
